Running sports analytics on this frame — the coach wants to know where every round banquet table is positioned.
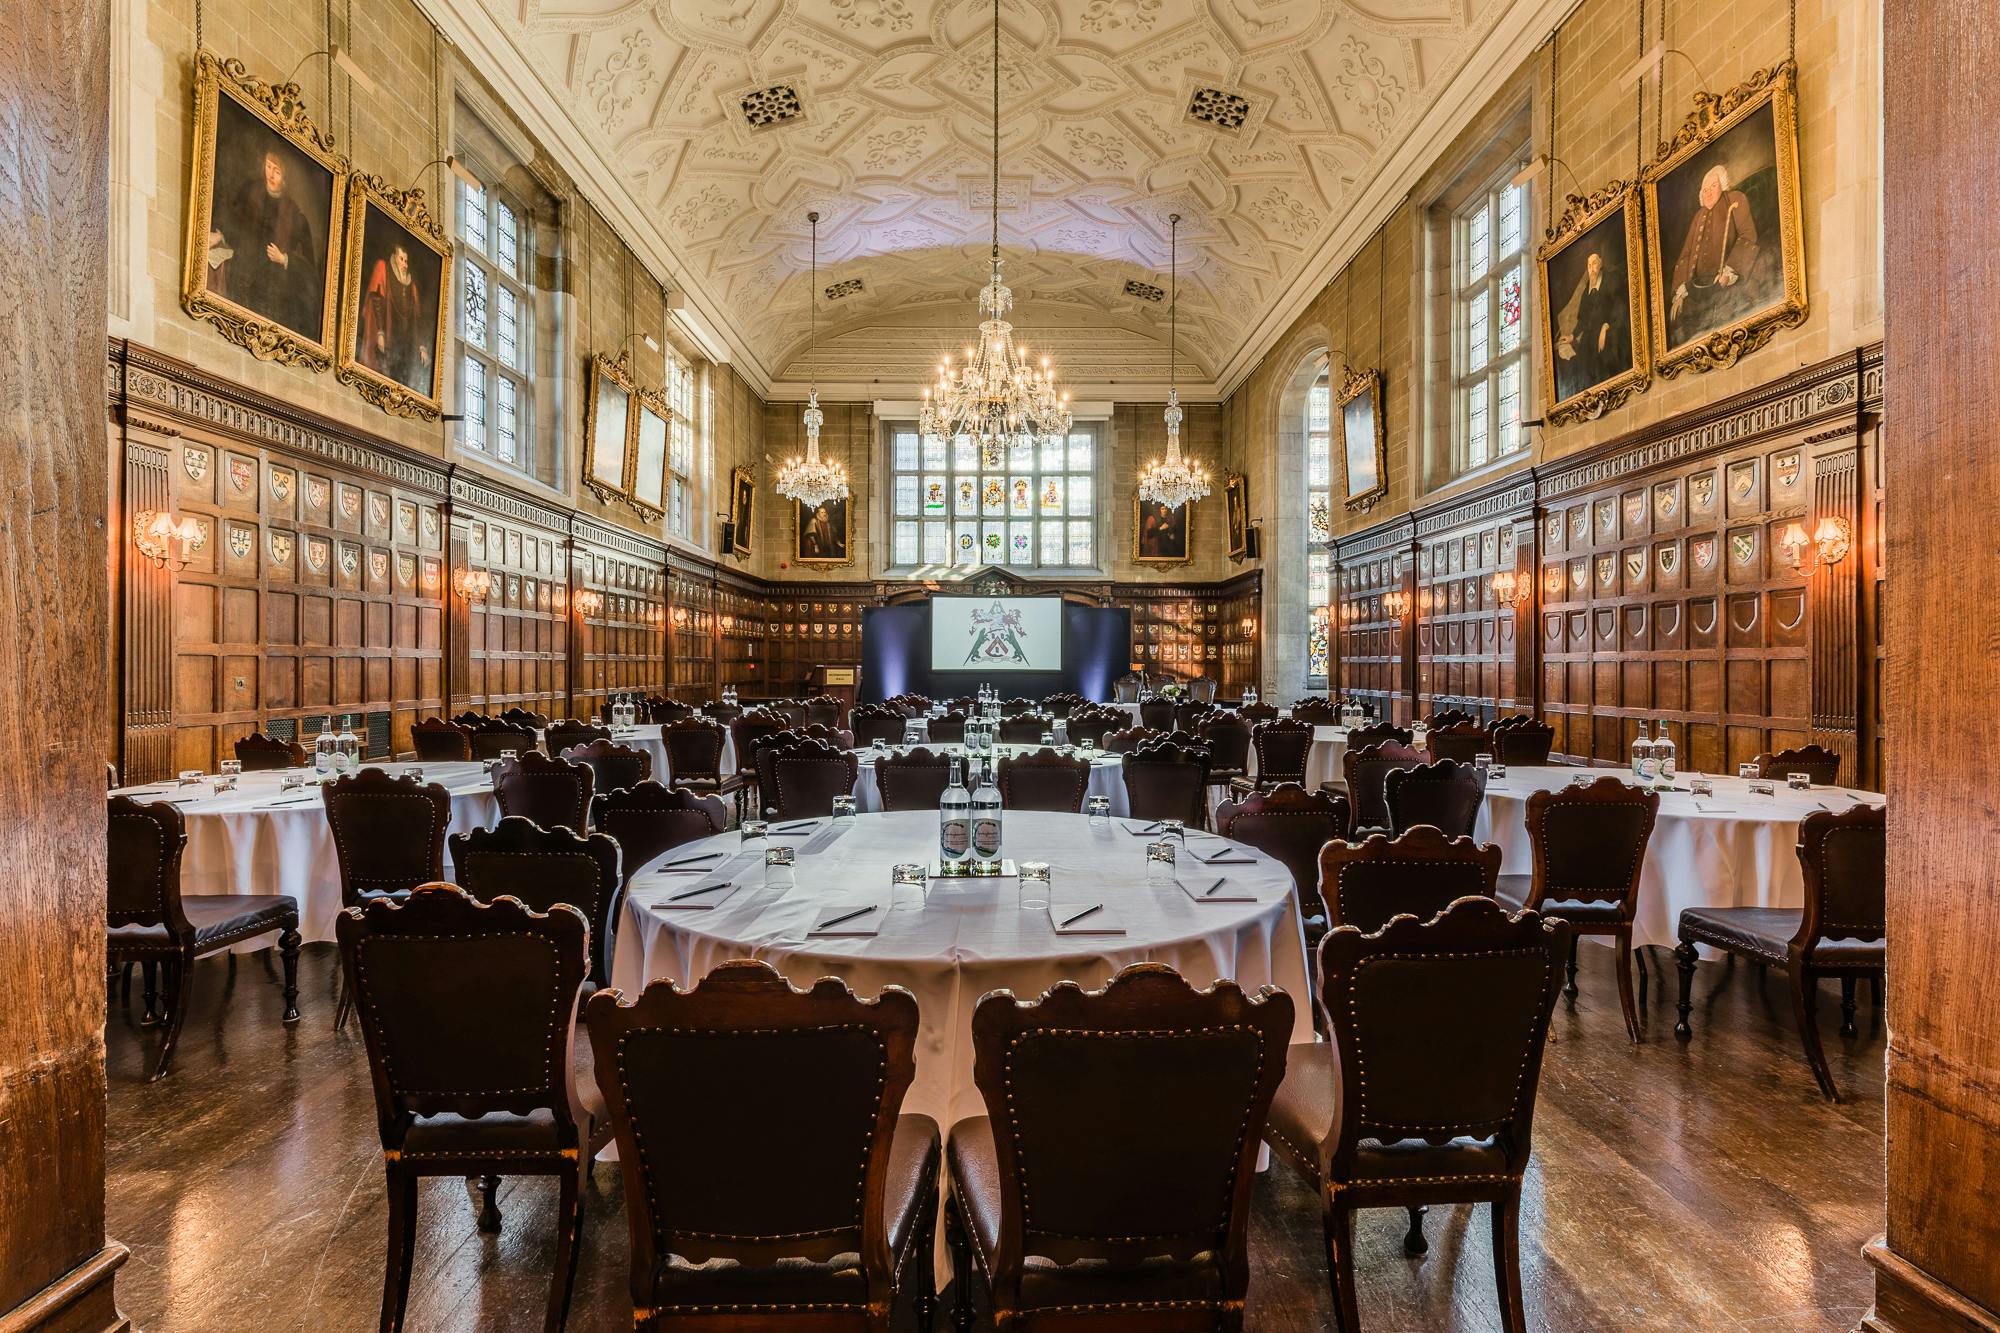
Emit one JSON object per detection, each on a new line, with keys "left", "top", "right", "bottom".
{"left": 108, "top": 761, "right": 500, "bottom": 947}
{"left": 849, "top": 744, "right": 1130, "bottom": 816}
{"left": 609, "top": 809, "right": 1315, "bottom": 1132}
{"left": 1473, "top": 765, "right": 1886, "bottom": 950}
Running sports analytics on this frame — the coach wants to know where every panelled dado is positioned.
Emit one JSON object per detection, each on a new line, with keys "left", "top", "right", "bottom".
{"left": 1327, "top": 345, "right": 1883, "bottom": 787}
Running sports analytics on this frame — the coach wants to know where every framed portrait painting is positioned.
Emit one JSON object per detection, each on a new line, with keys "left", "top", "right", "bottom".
{"left": 1224, "top": 474, "right": 1249, "bottom": 559}
{"left": 335, "top": 175, "right": 450, "bottom": 419}
{"left": 728, "top": 466, "right": 756, "bottom": 556}
{"left": 1339, "top": 367, "right": 1387, "bottom": 511}
{"left": 794, "top": 497, "right": 852, "bottom": 566}
{"left": 628, "top": 386, "right": 670, "bottom": 518}
{"left": 1643, "top": 61, "right": 1807, "bottom": 377}
{"left": 581, "top": 353, "right": 635, "bottom": 503}
{"left": 1538, "top": 182, "right": 1651, "bottom": 424}
{"left": 1133, "top": 496, "right": 1192, "bottom": 565}
{"left": 182, "top": 51, "right": 347, "bottom": 369}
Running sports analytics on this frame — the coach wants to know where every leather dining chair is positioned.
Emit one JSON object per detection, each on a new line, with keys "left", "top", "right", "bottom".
{"left": 995, "top": 748, "right": 1092, "bottom": 812}
{"left": 1237, "top": 718, "right": 1315, "bottom": 796}
{"left": 1751, "top": 744, "right": 1843, "bottom": 786}
{"left": 1237, "top": 702, "right": 1280, "bottom": 725}
{"left": 560, "top": 738, "right": 652, "bottom": 797}
{"left": 234, "top": 732, "right": 307, "bottom": 771}
{"left": 945, "top": 965, "right": 1293, "bottom": 1332}
{"left": 1425, "top": 721, "right": 1493, "bottom": 765}
{"left": 1112, "top": 674, "right": 1143, "bottom": 703}
{"left": 1496, "top": 776, "right": 1660, "bottom": 1042}
{"left": 544, "top": 719, "right": 612, "bottom": 757}
{"left": 1215, "top": 783, "right": 1350, "bottom": 946}
{"left": 1264, "top": 897, "right": 1568, "bottom": 1331}
{"left": 1187, "top": 676, "right": 1219, "bottom": 704}
{"left": 700, "top": 700, "right": 743, "bottom": 725}
{"left": 1493, "top": 720, "right": 1556, "bottom": 766}
{"left": 1137, "top": 697, "right": 1177, "bottom": 731}
{"left": 1101, "top": 725, "right": 1160, "bottom": 755}
{"left": 324, "top": 768, "right": 452, "bottom": 1030}
{"left": 1425, "top": 708, "right": 1476, "bottom": 729}
{"left": 338, "top": 885, "right": 610, "bottom": 1333}
{"left": 589, "top": 782, "right": 728, "bottom": 892}
{"left": 663, "top": 716, "right": 731, "bottom": 786}
{"left": 108, "top": 796, "right": 301, "bottom": 1080}
{"left": 469, "top": 723, "right": 539, "bottom": 761}
{"left": 876, "top": 747, "right": 955, "bottom": 812}
{"left": 451, "top": 817, "right": 623, "bottom": 993}
{"left": 1122, "top": 738, "right": 1211, "bottom": 827}
{"left": 1199, "top": 714, "right": 1253, "bottom": 787}
{"left": 648, "top": 698, "right": 695, "bottom": 725}
{"left": 850, "top": 703, "right": 908, "bottom": 748}
{"left": 1061, "top": 707, "right": 1118, "bottom": 748}
{"left": 500, "top": 707, "right": 552, "bottom": 731}
{"left": 1384, "top": 759, "right": 1487, "bottom": 838}
{"left": 585, "top": 961, "right": 940, "bottom": 1333}
{"left": 1342, "top": 741, "right": 1428, "bottom": 838}
{"left": 1318, "top": 825, "right": 1501, "bottom": 934}
{"left": 926, "top": 710, "right": 969, "bottom": 745}
{"left": 1289, "top": 697, "right": 1340, "bottom": 726}
{"left": 409, "top": 717, "right": 474, "bottom": 762}
{"left": 1675, "top": 803, "right": 1886, "bottom": 1099}
{"left": 494, "top": 751, "right": 595, "bottom": 834}
{"left": 997, "top": 712, "right": 1050, "bottom": 744}
{"left": 755, "top": 738, "right": 860, "bottom": 820}
{"left": 803, "top": 694, "right": 844, "bottom": 729}
{"left": 1344, "top": 722, "right": 1414, "bottom": 752}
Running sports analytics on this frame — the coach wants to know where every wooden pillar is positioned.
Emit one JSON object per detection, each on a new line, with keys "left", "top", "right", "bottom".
{"left": 0, "top": 0, "right": 124, "bottom": 1328}
{"left": 1868, "top": 0, "right": 2000, "bottom": 1326}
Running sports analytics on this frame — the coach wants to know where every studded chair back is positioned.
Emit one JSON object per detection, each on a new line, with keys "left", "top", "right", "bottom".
{"left": 1188, "top": 676, "right": 1219, "bottom": 704}
{"left": 1174, "top": 701, "right": 1216, "bottom": 733}
{"left": 996, "top": 749, "right": 1092, "bottom": 812}
{"left": 325, "top": 769, "right": 451, "bottom": 909}
{"left": 1252, "top": 718, "right": 1315, "bottom": 786}
{"left": 561, "top": 739, "right": 652, "bottom": 796}
{"left": 1523, "top": 777, "right": 1659, "bottom": 916}
{"left": 590, "top": 782, "right": 728, "bottom": 890}
{"left": 1289, "top": 698, "right": 1339, "bottom": 726}
{"left": 649, "top": 699, "right": 696, "bottom": 725}
{"left": 1039, "top": 693, "right": 1079, "bottom": 718}
{"left": 1237, "top": 702, "right": 1279, "bottom": 725}
{"left": 451, "top": 817, "right": 623, "bottom": 989}
{"left": 876, "top": 747, "right": 955, "bottom": 812}
{"left": 1754, "top": 745, "right": 1843, "bottom": 786}
{"left": 1215, "top": 784, "right": 1349, "bottom": 929}
{"left": 1319, "top": 825, "right": 1501, "bottom": 933}
{"left": 1199, "top": 715, "right": 1253, "bottom": 777}
{"left": 1137, "top": 698, "right": 1177, "bottom": 731}
{"left": 926, "top": 710, "right": 969, "bottom": 745}
{"left": 234, "top": 732, "right": 307, "bottom": 771}
{"left": 1113, "top": 674, "right": 1142, "bottom": 703}
{"left": 1494, "top": 721, "right": 1555, "bottom": 766}
{"left": 1385, "top": 759, "right": 1487, "bottom": 838}
{"left": 963, "top": 966, "right": 1292, "bottom": 1296}
{"left": 108, "top": 796, "right": 191, "bottom": 933}
{"left": 545, "top": 720, "right": 612, "bottom": 757}
{"left": 850, "top": 703, "right": 907, "bottom": 748}
{"left": 1341, "top": 741, "right": 1428, "bottom": 836}
{"left": 1426, "top": 721, "right": 1493, "bottom": 765}
{"left": 755, "top": 739, "right": 860, "bottom": 820}
{"left": 1426, "top": 708, "right": 1476, "bottom": 729}
{"left": 451, "top": 710, "right": 488, "bottom": 727}
{"left": 1122, "top": 740, "right": 1211, "bottom": 827}
{"left": 1102, "top": 726, "right": 1160, "bottom": 755}
{"left": 1345, "top": 722, "right": 1414, "bottom": 753}
{"left": 700, "top": 700, "right": 743, "bottom": 725}
{"left": 769, "top": 699, "right": 808, "bottom": 727}
{"left": 997, "top": 712, "right": 1050, "bottom": 744}
{"left": 802, "top": 694, "right": 843, "bottom": 729}
{"left": 664, "top": 718, "right": 728, "bottom": 783}
{"left": 410, "top": 717, "right": 474, "bottom": 762}
{"left": 499, "top": 707, "right": 552, "bottom": 731}
{"left": 493, "top": 751, "right": 594, "bottom": 833}
{"left": 1797, "top": 804, "right": 1887, "bottom": 951}
{"left": 1061, "top": 708, "right": 1117, "bottom": 747}
{"left": 728, "top": 713, "right": 789, "bottom": 776}
{"left": 469, "top": 724, "right": 539, "bottom": 761}
{"left": 584, "top": 962, "right": 922, "bottom": 1296}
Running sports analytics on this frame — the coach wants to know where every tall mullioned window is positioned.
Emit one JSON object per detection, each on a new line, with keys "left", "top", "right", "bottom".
{"left": 1307, "top": 360, "right": 1332, "bottom": 683}
{"left": 889, "top": 428, "right": 1099, "bottom": 571}
{"left": 456, "top": 175, "right": 535, "bottom": 470}
{"left": 1454, "top": 162, "right": 1531, "bottom": 471}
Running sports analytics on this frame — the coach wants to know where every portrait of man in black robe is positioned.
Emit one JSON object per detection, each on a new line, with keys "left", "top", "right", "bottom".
{"left": 204, "top": 96, "right": 331, "bottom": 340}
{"left": 1549, "top": 207, "right": 1635, "bottom": 404}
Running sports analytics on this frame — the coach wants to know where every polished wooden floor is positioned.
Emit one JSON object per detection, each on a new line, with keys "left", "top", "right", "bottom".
{"left": 105, "top": 943, "right": 1884, "bottom": 1331}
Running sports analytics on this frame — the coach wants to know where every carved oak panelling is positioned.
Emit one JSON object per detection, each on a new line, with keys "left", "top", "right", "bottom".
{"left": 1412, "top": 480, "right": 1534, "bottom": 723}
{"left": 456, "top": 502, "right": 569, "bottom": 720}
{"left": 1333, "top": 515, "right": 1416, "bottom": 725}
{"left": 573, "top": 534, "right": 667, "bottom": 716}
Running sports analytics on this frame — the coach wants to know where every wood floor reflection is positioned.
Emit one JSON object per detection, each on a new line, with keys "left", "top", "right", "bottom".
{"left": 105, "top": 943, "right": 1884, "bottom": 1331}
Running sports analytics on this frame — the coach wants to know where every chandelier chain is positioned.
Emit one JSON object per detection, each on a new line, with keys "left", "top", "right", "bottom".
{"left": 990, "top": 0, "right": 1000, "bottom": 261}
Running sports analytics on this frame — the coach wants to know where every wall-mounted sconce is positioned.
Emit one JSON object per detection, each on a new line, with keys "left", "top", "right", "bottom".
{"left": 452, "top": 568, "right": 494, "bottom": 601}
{"left": 1490, "top": 568, "right": 1532, "bottom": 608}
{"left": 671, "top": 606, "right": 690, "bottom": 628}
{"left": 133, "top": 509, "right": 203, "bottom": 570}
{"left": 1779, "top": 516, "right": 1852, "bottom": 570}
{"left": 1240, "top": 616, "right": 1257, "bottom": 637}
{"left": 720, "top": 613, "right": 735, "bottom": 633}
{"left": 1382, "top": 589, "right": 1412, "bottom": 619}
{"left": 574, "top": 589, "right": 604, "bottom": 617}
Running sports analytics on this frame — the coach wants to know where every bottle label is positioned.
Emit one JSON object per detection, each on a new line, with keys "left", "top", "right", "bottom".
{"left": 941, "top": 819, "right": 970, "bottom": 855}
{"left": 973, "top": 818, "right": 1002, "bottom": 857}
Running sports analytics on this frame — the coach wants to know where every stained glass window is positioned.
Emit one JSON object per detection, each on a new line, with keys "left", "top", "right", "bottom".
{"left": 1307, "top": 361, "right": 1333, "bottom": 687}
{"left": 888, "top": 425, "right": 1100, "bottom": 570}
{"left": 1455, "top": 158, "right": 1533, "bottom": 472}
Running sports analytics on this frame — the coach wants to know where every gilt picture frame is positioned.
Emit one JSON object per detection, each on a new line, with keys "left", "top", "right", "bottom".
{"left": 627, "top": 384, "right": 670, "bottom": 519}
{"left": 794, "top": 496, "right": 852, "bottom": 566}
{"left": 334, "top": 174, "right": 450, "bottom": 420}
{"left": 1225, "top": 473, "right": 1249, "bottom": 559}
{"left": 1538, "top": 181, "right": 1652, "bottom": 424}
{"left": 1133, "top": 495, "right": 1193, "bottom": 566}
{"left": 582, "top": 352, "right": 636, "bottom": 503}
{"left": 728, "top": 466, "right": 756, "bottom": 556}
{"left": 1339, "top": 366, "right": 1387, "bottom": 512}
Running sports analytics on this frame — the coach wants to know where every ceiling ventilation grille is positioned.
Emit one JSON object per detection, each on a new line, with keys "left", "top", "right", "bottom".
{"left": 740, "top": 84, "right": 805, "bottom": 130}
{"left": 1185, "top": 87, "right": 1252, "bottom": 132}
{"left": 824, "top": 278, "right": 864, "bottom": 301}
{"left": 1123, "top": 279, "right": 1165, "bottom": 302}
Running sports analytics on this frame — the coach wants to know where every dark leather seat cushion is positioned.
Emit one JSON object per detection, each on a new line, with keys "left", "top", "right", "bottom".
{"left": 947, "top": 1117, "right": 1223, "bottom": 1310}
{"left": 403, "top": 1109, "right": 567, "bottom": 1159}
{"left": 108, "top": 893, "right": 299, "bottom": 954}
{"left": 1265, "top": 1044, "right": 1510, "bottom": 1188}
{"left": 1678, "top": 906, "right": 1885, "bottom": 969}
{"left": 653, "top": 1113, "right": 939, "bottom": 1311}
{"left": 1494, "top": 877, "right": 1624, "bottom": 925}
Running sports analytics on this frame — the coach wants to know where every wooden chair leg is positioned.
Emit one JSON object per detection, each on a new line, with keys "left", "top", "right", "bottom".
{"left": 1491, "top": 1186, "right": 1528, "bottom": 1333}
{"left": 1635, "top": 946, "right": 1649, "bottom": 1007}
{"left": 140, "top": 959, "right": 160, "bottom": 1025}
{"left": 1563, "top": 934, "right": 1580, "bottom": 998}
{"left": 544, "top": 1165, "right": 584, "bottom": 1333}
{"left": 119, "top": 961, "right": 133, "bottom": 1001}
{"left": 1403, "top": 1203, "right": 1429, "bottom": 1257}
{"left": 1787, "top": 971, "right": 1839, "bottom": 1101}
{"left": 333, "top": 969, "right": 352, "bottom": 1032}
{"left": 1322, "top": 1197, "right": 1363, "bottom": 1333}
{"left": 912, "top": 1187, "right": 938, "bottom": 1333}
{"left": 1613, "top": 934, "right": 1642, "bottom": 1043}
{"left": 149, "top": 956, "right": 196, "bottom": 1081}
{"left": 944, "top": 1192, "right": 975, "bottom": 1333}
{"left": 380, "top": 1166, "right": 419, "bottom": 1333}
{"left": 279, "top": 928, "right": 302, "bottom": 1023}
{"left": 1839, "top": 976, "right": 1859, "bottom": 1036}
{"left": 1673, "top": 941, "right": 1699, "bottom": 1039}
{"left": 1868, "top": 973, "right": 1883, "bottom": 1009}
{"left": 476, "top": 1174, "right": 503, "bottom": 1233}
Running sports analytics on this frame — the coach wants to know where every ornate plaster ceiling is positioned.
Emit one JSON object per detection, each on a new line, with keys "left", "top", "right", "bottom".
{"left": 458, "top": 0, "right": 1521, "bottom": 395}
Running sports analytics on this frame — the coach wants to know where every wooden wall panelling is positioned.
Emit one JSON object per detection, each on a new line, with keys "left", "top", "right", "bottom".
{"left": 1807, "top": 425, "right": 1863, "bottom": 782}
{"left": 119, "top": 426, "right": 175, "bottom": 782}
{"left": 714, "top": 572, "right": 768, "bottom": 698}
{"left": 1859, "top": 352, "right": 1884, "bottom": 790}
{"left": 571, "top": 519, "right": 667, "bottom": 719}
{"left": 762, "top": 583, "right": 873, "bottom": 697}
{"left": 1332, "top": 517, "right": 1416, "bottom": 723}
{"left": 456, "top": 503, "right": 568, "bottom": 724}
{"left": 1412, "top": 477, "right": 1535, "bottom": 723}
{"left": 665, "top": 563, "right": 715, "bottom": 702}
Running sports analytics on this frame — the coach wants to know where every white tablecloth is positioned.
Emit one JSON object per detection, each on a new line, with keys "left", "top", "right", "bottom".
{"left": 1247, "top": 725, "right": 1347, "bottom": 791}
{"left": 546, "top": 725, "right": 737, "bottom": 787}
{"left": 850, "top": 745, "right": 1129, "bottom": 817}
{"left": 1473, "top": 766, "right": 1886, "bottom": 950}
{"left": 110, "top": 762, "right": 501, "bottom": 946}
{"left": 610, "top": 810, "right": 1315, "bottom": 1131}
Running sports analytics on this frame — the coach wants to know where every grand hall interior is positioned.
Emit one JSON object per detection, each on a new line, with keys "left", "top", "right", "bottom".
{"left": 1, "top": 0, "right": 1990, "bottom": 1329}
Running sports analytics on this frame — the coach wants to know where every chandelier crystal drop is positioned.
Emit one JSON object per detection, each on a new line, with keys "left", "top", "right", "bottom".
{"left": 916, "top": 0, "right": 1070, "bottom": 463}
{"left": 1136, "top": 213, "right": 1211, "bottom": 511}
{"left": 776, "top": 210, "right": 851, "bottom": 510}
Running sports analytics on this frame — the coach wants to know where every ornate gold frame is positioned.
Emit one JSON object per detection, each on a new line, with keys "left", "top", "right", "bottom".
{"left": 1131, "top": 494, "right": 1193, "bottom": 566}
{"left": 728, "top": 466, "right": 756, "bottom": 556}
{"left": 1538, "top": 181, "right": 1652, "bottom": 425}
{"left": 1224, "top": 473, "right": 1249, "bottom": 559}
{"left": 1642, "top": 61, "right": 1807, "bottom": 378}
{"left": 181, "top": 51, "right": 348, "bottom": 370}
{"left": 626, "top": 382, "right": 670, "bottom": 520}
{"left": 1338, "top": 366, "right": 1387, "bottom": 512}
{"left": 581, "top": 352, "right": 637, "bottom": 504}
{"left": 334, "top": 173, "right": 450, "bottom": 419}
{"left": 792, "top": 496, "right": 853, "bottom": 567}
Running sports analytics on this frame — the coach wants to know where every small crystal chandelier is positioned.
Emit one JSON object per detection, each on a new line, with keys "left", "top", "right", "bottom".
{"left": 1137, "top": 213, "right": 1211, "bottom": 511}
{"left": 917, "top": 0, "right": 1070, "bottom": 464}
{"left": 775, "top": 210, "right": 850, "bottom": 510}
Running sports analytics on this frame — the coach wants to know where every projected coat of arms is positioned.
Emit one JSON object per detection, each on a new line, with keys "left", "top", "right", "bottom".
{"left": 962, "top": 600, "right": 1032, "bottom": 667}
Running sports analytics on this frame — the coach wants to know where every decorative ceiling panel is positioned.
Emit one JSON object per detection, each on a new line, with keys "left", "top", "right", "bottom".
{"left": 463, "top": 0, "right": 1512, "bottom": 390}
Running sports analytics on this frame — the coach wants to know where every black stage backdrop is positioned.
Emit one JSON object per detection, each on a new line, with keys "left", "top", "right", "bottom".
{"left": 860, "top": 600, "right": 1131, "bottom": 703}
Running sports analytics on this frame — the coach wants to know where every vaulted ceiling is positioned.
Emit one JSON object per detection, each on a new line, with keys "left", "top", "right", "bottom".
{"left": 449, "top": 0, "right": 1544, "bottom": 397}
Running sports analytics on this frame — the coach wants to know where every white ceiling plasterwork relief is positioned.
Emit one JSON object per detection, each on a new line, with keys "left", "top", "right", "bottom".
{"left": 461, "top": 0, "right": 1519, "bottom": 394}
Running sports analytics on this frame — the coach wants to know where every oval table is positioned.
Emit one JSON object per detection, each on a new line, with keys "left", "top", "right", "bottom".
{"left": 109, "top": 761, "right": 500, "bottom": 946}
{"left": 1473, "top": 765, "right": 1886, "bottom": 949}
{"left": 609, "top": 809, "right": 1314, "bottom": 1131}
{"left": 849, "top": 745, "right": 1131, "bottom": 816}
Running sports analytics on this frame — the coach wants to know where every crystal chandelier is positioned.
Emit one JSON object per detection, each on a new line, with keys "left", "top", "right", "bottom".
{"left": 1136, "top": 213, "right": 1211, "bottom": 511}
{"left": 917, "top": 0, "right": 1070, "bottom": 463}
{"left": 775, "top": 210, "right": 850, "bottom": 510}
